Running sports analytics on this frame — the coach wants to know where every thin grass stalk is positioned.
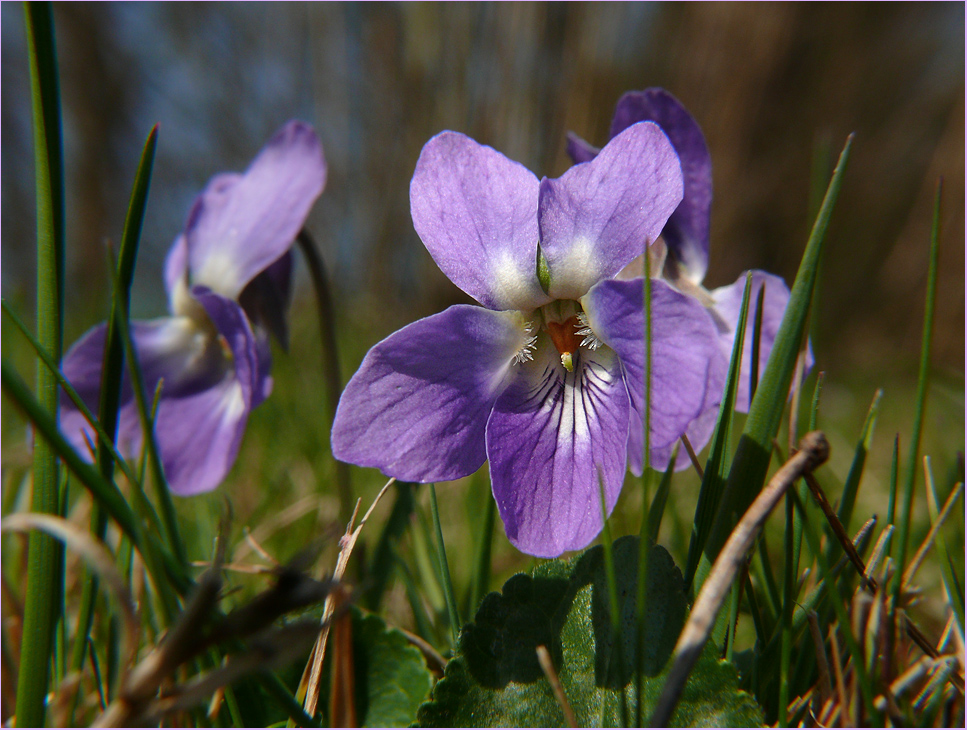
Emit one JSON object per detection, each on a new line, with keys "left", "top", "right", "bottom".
{"left": 428, "top": 483, "right": 460, "bottom": 647}
{"left": 18, "top": 4, "right": 65, "bottom": 725}
{"left": 778, "top": 487, "right": 795, "bottom": 727}
{"left": 887, "top": 434, "right": 899, "bottom": 527}
{"left": 645, "top": 442, "right": 678, "bottom": 545}
{"left": 749, "top": 283, "right": 765, "bottom": 401}
{"left": 922, "top": 459, "right": 964, "bottom": 635}
{"left": 468, "top": 486, "right": 496, "bottom": 616}
{"left": 892, "top": 179, "right": 942, "bottom": 592}
{"left": 634, "top": 251, "right": 653, "bottom": 727}
{"left": 296, "top": 230, "right": 352, "bottom": 525}
{"left": 597, "top": 477, "right": 628, "bottom": 727}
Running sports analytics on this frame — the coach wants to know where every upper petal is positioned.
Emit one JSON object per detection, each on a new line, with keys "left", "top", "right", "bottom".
{"left": 583, "top": 277, "right": 727, "bottom": 474}
{"left": 611, "top": 89, "right": 712, "bottom": 284}
{"left": 186, "top": 121, "right": 326, "bottom": 299}
{"left": 486, "top": 341, "right": 630, "bottom": 558}
{"left": 409, "top": 131, "right": 548, "bottom": 311}
{"left": 710, "top": 270, "right": 813, "bottom": 413}
{"left": 332, "top": 305, "right": 529, "bottom": 482}
{"left": 538, "top": 122, "right": 684, "bottom": 300}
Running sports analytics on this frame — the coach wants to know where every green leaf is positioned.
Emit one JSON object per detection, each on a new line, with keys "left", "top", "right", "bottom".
{"left": 19, "top": 4, "right": 66, "bottom": 724}
{"left": 417, "top": 537, "right": 763, "bottom": 727}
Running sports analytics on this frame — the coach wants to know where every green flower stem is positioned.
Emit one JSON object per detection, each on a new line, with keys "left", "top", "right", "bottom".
{"left": 296, "top": 229, "right": 353, "bottom": 525}
{"left": 428, "top": 483, "right": 460, "bottom": 647}
{"left": 17, "top": 4, "right": 66, "bottom": 726}
{"left": 892, "top": 179, "right": 941, "bottom": 593}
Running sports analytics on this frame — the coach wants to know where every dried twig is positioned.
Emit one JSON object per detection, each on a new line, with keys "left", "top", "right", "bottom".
{"left": 648, "top": 431, "right": 830, "bottom": 727}
{"left": 300, "top": 477, "right": 396, "bottom": 718}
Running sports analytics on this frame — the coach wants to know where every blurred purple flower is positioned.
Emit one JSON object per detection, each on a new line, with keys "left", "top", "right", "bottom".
{"left": 332, "top": 123, "right": 727, "bottom": 557}
{"left": 568, "top": 88, "right": 812, "bottom": 431}
{"left": 61, "top": 121, "right": 326, "bottom": 496}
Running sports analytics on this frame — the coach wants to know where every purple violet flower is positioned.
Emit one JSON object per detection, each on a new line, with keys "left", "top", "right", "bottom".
{"left": 60, "top": 121, "right": 327, "bottom": 496}
{"left": 567, "top": 88, "right": 812, "bottom": 430}
{"left": 332, "top": 122, "right": 727, "bottom": 558}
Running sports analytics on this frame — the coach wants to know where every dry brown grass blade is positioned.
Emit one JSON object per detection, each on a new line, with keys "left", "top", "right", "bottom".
{"left": 902, "top": 480, "right": 963, "bottom": 586}
{"left": 648, "top": 431, "right": 830, "bottom": 727}
{"left": 829, "top": 627, "right": 852, "bottom": 728}
{"left": 299, "top": 477, "right": 396, "bottom": 719}
{"left": 679, "top": 433, "right": 704, "bottom": 480}
{"left": 807, "top": 610, "right": 833, "bottom": 707}
{"left": 536, "top": 645, "right": 577, "bottom": 728}
{"left": 328, "top": 585, "right": 357, "bottom": 728}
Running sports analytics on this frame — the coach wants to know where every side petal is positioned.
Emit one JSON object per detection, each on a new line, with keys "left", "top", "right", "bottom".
{"left": 187, "top": 121, "right": 326, "bottom": 299}
{"left": 583, "top": 277, "right": 727, "bottom": 473}
{"left": 611, "top": 89, "right": 712, "bottom": 284}
{"left": 486, "top": 341, "right": 630, "bottom": 558}
{"left": 564, "top": 131, "right": 600, "bottom": 164}
{"left": 710, "top": 270, "right": 813, "bottom": 413}
{"left": 538, "top": 121, "right": 684, "bottom": 300}
{"left": 409, "top": 131, "right": 548, "bottom": 311}
{"left": 332, "top": 305, "right": 529, "bottom": 482}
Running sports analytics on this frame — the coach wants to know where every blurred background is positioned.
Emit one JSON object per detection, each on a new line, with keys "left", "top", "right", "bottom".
{"left": 3, "top": 2, "right": 963, "bottom": 375}
{"left": 1, "top": 0, "right": 963, "bottom": 646}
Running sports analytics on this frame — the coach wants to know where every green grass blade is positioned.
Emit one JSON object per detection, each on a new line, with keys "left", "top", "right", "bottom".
{"left": 645, "top": 441, "right": 679, "bottom": 545}
{"left": 428, "top": 483, "right": 460, "bottom": 647}
{"left": 363, "top": 481, "right": 415, "bottom": 611}
{"left": 694, "top": 135, "right": 853, "bottom": 600}
{"left": 923, "top": 458, "right": 964, "bottom": 635}
{"left": 835, "top": 388, "right": 883, "bottom": 535}
{"left": 467, "top": 480, "right": 496, "bottom": 616}
{"left": 887, "top": 434, "right": 899, "bottom": 527}
{"left": 18, "top": 4, "right": 66, "bottom": 725}
{"left": 892, "top": 179, "right": 941, "bottom": 593}
{"left": 684, "top": 272, "right": 753, "bottom": 591}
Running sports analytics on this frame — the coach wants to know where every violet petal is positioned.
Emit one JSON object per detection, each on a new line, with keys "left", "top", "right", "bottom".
{"left": 710, "top": 270, "right": 812, "bottom": 412}
{"left": 155, "top": 287, "right": 263, "bottom": 496}
{"left": 486, "top": 340, "right": 630, "bottom": 558}
{"left": 409, "top": 131, "right": 548, "bottom": 311}
{"left": 186, "top": 121, "right": 326, "bottom": 299}
{"left": 611, "top": 89, "right": 712, "bottom": 284}
{"left": 332, "top": 305, "right": 529, "bottom": 482}
{"left": 538, "top": 121, "right": 683, "bottom": 300}
{"left": 564, "top": 131, "right": 600, "bottom": 164}
{"left": 583, "top": 277, "right": 727, "bottom": 473}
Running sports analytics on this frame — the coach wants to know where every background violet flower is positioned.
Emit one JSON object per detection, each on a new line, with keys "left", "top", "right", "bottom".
{"left": 60, "top": 120, "right": 327, "bottom": 496}
{"left": 568, "top": 87, "right": 813, "bottom": 428}
{"left": 332, "top": 123, "right": 727, "bottom": 557}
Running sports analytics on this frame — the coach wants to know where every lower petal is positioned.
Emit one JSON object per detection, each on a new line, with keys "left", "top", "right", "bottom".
{"left": 486, "top": 341, "right": 630, "bottom": 558}
{"left": 710, "top": 270, "right": 812, "bottom": 413}
{"left": 332, "top": 305, "right": 528, "bottom": 483}
{"left": 583, "top": 277, "right": 727, "bottom": 473}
